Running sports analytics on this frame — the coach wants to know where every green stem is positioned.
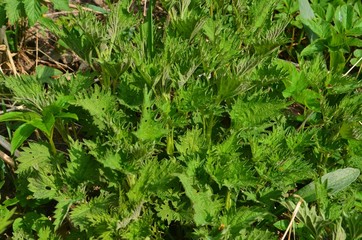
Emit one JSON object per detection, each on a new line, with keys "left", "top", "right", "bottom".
{"left": 147, "top": 0, "right": 154, "bottom": 59}
{"left": 206, "top": 116, "right": 215, "bottom": 149}
{"left": 226, "top": 189, "right": 231, "bottom": 210}
{"left": 47, "top": 128, "right": 57, "bottom": 155}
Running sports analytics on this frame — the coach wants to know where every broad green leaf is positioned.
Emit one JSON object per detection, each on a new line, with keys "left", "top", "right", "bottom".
{"left": 298, "top": 0, "right": 315, "bottom": 20}
{"left": 296, "top": 89, "right": 321, "bottom": 112}
{"left": 238, "top": 228, "right": 278, "bottom": 240}
{"left": 4, "top": 0, "right": 23, "bottom": 24}
{"left": 330, "top": 50, "right": 346, "bottom": 73}
{"left": 282, "top": 71, "right": 309, "bottom": 98}
{"left": 347, "top": 27, "right": 362, "bottom": 36}
{"left": 273, "top": 219, "right": 290, "bottom": 231}
{"left": 176, "top": 173, "right": 222, "bottom": 226}
{"left": 38, "top": 226, "right": 61, "bottom": 240}
{"left": 12, "top": 212, "right": 53, "bottom": 235}
{"left": 134, "top": 88, "right": 167, "bottom": 141}
{"left": 65, "top": 140, "right": 99, "bottom": 184}
{"left": 325, "top": 4, "right": 335, "bottom": 22}
{"left": 11, "top": 123, "right": 36, "bottom": 155}
{"left": 51, "top": 0, "right": 70, "bottom": 11}
{"left": 16, "top": 143, "right": 52, "bottom": 174}
{"left": 296, "top": 168, "right": 360, "bottom": 202}
{"left": 84, "top": 4, "right": 108, "bottom": 14}
{"left": 28, "top": 170, "right": 58, "bottom": 199}
{"left": 176, "top": 128, "right": 205, "bottom": 155}
{"left": 0, "top": 206, "right": 16, "bottom": 234}
{"left": 24, "top": 0, "right": 42, "bottom": 26}
{"left": 0, "top": 111, "right": 41, "bottom": 122}
{"left": 298, "top": 0, "right": 318, "bottom": 41}
{"left": 304, "top": 19, "right": 331, "bottom": 39}
{"left": 53, "top": 197, "right": 72, "bottom": 230}
{"left": 354, "top": 49, "right": 362, "bottom": 58}
{"left": 300, "top": 39, "right": 326, "bottom": 56}
{"left": 346, "top": 37, "right": 362, "bottom": 47}
{"left": 41, "top": 112, "right": 55, "bottom": 136}
{"left": 334, "top": 4, "right": 354, "bottom": 31}
{"left": 203, "top": 18, "right": 216, "bottom": 42}
{"left": 36, "top": 66, "right": 63, "bottom": 80}
{"left": 76, "top": 85, "right": 117, "bottom": 130}
{"left": 55, "top": 112, "right": 78, "bottom": 120}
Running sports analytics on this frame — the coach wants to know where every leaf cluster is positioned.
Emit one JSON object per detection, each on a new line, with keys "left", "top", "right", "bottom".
{"left": 0, "top": 0, "right": 361, "bottom": 239}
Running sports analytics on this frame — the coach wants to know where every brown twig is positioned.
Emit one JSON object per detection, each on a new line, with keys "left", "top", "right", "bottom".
{"left": 0, "top": 135, "right": 20, "bottom": 158}
{"left": 0, "top": 150, "right": 15, "bottom": 169}
{"left": 281, "top": 195, "right": 304, "bottom": 240}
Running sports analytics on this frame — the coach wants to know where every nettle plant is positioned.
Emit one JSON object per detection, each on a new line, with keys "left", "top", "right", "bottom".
{"left": 0, "top": 0, "right": 361, "bottom": 239}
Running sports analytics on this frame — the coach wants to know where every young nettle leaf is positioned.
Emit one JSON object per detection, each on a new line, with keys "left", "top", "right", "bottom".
{"left": 175, "top": 128, "right": 205, "bottom": 156}
{"left": 65, "top": 140, "right": 99, "bottom": 184}
{"left": 127, "top": 158, "right": 179, "bottom": 203}
{"left": 53, "top": 196, "right": 73, "bottom": 230}
{"left": 76, "top": 85, "right": 117, "bottom": 131}
{"left": 176, "top": 173, "right": 223, "bottom": 226}
{"left": 134, "top": 87, "right": 167, "bottom": 141}
{"left": 16, "top": 143, "right": 52, "bottom": 174}
{"left": 28, "top": 169, "right": 59, "bottom": 200}
{"left": 205, "top": 134, "right": 257, "bottom": 189}
{"left": 37, "top": 226, "right": 61, "bottom": 240}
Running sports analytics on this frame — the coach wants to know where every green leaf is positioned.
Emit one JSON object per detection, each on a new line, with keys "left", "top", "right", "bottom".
{"left": 176, "top": 173, "right": 222, "bottom": 226}
{"left": 0, "top": 5, "right": 7, "bottom": 26}
{"left": 5, "top": 0, "right": 24, "bottom": 24}
{"left": 41, "top": 112, "right": 55, "bottom": 136}
{"left": 273, "top": 219, "right": 290, "bottom": 231}
{"left": 296, "top": 89, "right": 321, "bottom": 112}
{"left": 298, "top": 0, "right": 315, "bottom": 20}
{"left": 11, "top": 123, "right": 36, "bottom": 155}
{"left": 334, "top": 4, "right": 354, "bottom": 31}
{"left": 298, "top": 0, "right": 318, "bottom": 41}
{"left": 16, "top": 143, "right": 52, "bottom": 174}
{"left": 51, "top": 0, "right": 70, "bottom": 11}
{"left": 302, "top": 19, "right": 331, "bottom": 39}
{"left": 53, "top": 197, "right": 72, "bottom": 230}
{"left": 325, "top": 4, "right": 335, "bottom": 22}
{"left": 65, "top": 140, "right": 98, "bottom": 183}
{"left": 84, "top": 4, "right": 108, "bottom": 14}
{"left": 134, "top": 87, "right": 167, "bottom": 141}
{"left": 354, "top": 49, "right": 362, "bottom": 58}
{"left": 76, "top": 85, "right": 117, "bottom": 131}
{"left": 203, "top": 18, "right": 216, "bottom": 42}
{"left": 38, "top": 226, "right": 61, "bottom": 240}
{"left": 330, "top": 50, "right": 346, "bottom": 73}
{"left": 0, "top": 206, "right": 16, "bottom": 234}
{"left": 36, "top": 66, "right": 63, "bottom": 80}
{"left": 0, "top": 111, "right": 41, "bottom": 122}
{"left": 55, "top": 112, "right": 78, "bottom": 120}
{"left": 24, "top": 0, "right": 42, "bottom": 26}
{"left": 296, "top": 168, "right": 360, "bottom": 202}
{"left": 28, "top": 170, "right": 58, "bottom": 199}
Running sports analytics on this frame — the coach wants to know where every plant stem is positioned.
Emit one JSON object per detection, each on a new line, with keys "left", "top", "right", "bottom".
{"left": 147, "top": 0, "right": 154, "bottom": 59}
